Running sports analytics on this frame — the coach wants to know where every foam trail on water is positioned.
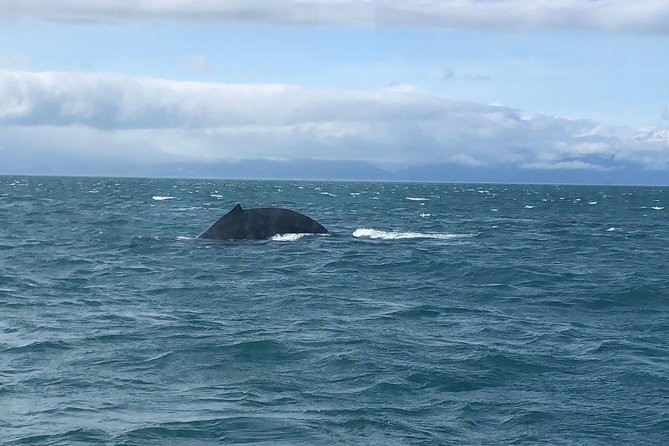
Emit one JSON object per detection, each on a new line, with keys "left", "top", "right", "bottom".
{"left": 270, "top": 233, "right": 307, "bottom": 242}
{"left": 353, "top": 228, "right": 475, "bottom": 240}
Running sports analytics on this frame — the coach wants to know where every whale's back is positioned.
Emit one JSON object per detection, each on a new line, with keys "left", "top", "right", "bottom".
{"left": 199, "top": 204, "right": 328, "bottom": 240}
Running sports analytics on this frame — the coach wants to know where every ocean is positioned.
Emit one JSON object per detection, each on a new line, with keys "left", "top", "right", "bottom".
{"left": 1, "top": 176, "right": 668, "bottom": 445}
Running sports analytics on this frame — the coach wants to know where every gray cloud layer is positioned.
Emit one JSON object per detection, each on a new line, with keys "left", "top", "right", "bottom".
{"left": 1, "top": 70, "right": 667, "bottom": 171}
{"left": 1, "top": 1, "right": 669, "bottom": 33}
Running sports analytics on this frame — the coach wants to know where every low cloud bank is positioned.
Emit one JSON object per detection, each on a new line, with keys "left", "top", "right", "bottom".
{"left": 1, "top": 70, "right": 667, "bottom": 177}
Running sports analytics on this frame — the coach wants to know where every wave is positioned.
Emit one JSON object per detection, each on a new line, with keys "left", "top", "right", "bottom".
{"left": 152, "top": 196, "right": 174, "bottom": 201}
{"left": 15, "top": 428, "right": 110, "bottom": 445}
{"left": 7, "top": 339, "right": 72, "bottom": 353}
{"left": 352, "top": 228, "right": 475, "bottom": 240}
{"left": 406, "top": 197, "right": 428, "bottom": 201}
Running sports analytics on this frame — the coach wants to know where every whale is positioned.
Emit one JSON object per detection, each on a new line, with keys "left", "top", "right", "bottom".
{"left": 198, "top": 204, "right": 328, "bottom": 240}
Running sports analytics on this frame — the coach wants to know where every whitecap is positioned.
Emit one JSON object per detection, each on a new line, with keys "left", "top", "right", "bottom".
{"left": 152, "top": 196, "right": 174, "bottom": 201}
{"left": 210, "top": 194, "right": 223, "bottom": 198}
{"left": 406, "top": 197, "right": 428, "bottom": 201}
{"left": 491, "top": 208, "right": 499, "bottom": 212}
{"left": 270, "top": 233, "right": 307, "bottom": 241}
{"left": 651, "top": 206, "right": 664, "bottom": 210}
{"left": 173, "top": 207, "right": 201, "bottom": 212}
{"left": 352, "top": 228, "right": 474, "bottom": 240}
{"left": 606, "top": 227, "right": 618, "bottom": 232}
{"left": 588, "top": 201, "right": 598, "bottom": 205}
{"left": 321, "top": 192, "right": 336, "bottom": 197}
{"left": 419, "top": 213, "right": 432, "bottom": 218}
{"left": 176, "top": 236, "right": 194, "bottom": 241}
{"left": 524, "top": 205, "right": 535, "bottom": 209}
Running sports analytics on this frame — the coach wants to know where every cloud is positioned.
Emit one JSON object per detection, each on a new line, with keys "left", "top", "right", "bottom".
{"left": 385, "top": 83, "right": 426, "bottom": 94}
{"left": 521, "top": 160, "right": 611, "bottom": 170}
{"left": 1, "top": 1, "right": 669, "bottom": 33}
{"left": 182, "top": 55, "right": 215, "bottom": 73}
{"left": 0, "top": 69, "right": 667, "bottom": 172}
{"left": 452, "top": 153, "right": 485, "bottom": 167}
{"left": 442, "top": 66, "right": 490, "bottom": 82}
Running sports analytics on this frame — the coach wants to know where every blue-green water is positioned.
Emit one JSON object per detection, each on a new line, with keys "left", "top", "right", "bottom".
{"left": 1, "top": 176, "right": 668, "bottom": 445}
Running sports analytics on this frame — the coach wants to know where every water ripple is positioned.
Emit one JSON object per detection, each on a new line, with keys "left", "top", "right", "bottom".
{"left": 1, "top": 177, "right": 668, "bottom": 445}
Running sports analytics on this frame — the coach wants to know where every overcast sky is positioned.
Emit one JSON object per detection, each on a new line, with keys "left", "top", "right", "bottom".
{"left": 1, "top": 1, "right": 668, "bottom": 181}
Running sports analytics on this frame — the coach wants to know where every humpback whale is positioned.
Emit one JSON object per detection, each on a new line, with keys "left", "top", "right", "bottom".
{"left": 198, "top": 204, "right": 328, "bottom": 240}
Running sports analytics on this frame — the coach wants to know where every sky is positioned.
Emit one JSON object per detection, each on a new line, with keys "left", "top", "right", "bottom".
{"left": 0, "top": 0, "right": 668, "bottom": 183}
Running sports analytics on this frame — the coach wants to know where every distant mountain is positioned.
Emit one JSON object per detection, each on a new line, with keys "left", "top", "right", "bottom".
{"left": 2, "top": 155, "right": 667, "bottom": 185}
{"left": 393, "top": 162, "right": 669, "bottom": 186}
{"left": 161, "top": 159, "right": 392, "bottom": 181}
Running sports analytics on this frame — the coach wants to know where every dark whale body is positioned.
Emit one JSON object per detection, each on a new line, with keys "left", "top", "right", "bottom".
{"left": 198, "top": 204, "right": 328, "bottom": 240}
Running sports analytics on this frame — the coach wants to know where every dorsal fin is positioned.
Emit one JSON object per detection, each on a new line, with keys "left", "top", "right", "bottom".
{"left": 228, "top": 203, "right": 243, "bottom": 215}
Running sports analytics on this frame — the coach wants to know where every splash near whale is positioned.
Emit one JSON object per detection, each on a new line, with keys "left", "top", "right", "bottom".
{"left": 198, "top": 204, "right": 328, "bottom": 240}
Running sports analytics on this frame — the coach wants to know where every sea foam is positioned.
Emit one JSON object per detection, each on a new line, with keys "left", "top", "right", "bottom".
{"left": 352, "top": 228, "right": 474, "bottom": 240}
{"left": 270, "top": 233, "right": 307, "bottom": 242}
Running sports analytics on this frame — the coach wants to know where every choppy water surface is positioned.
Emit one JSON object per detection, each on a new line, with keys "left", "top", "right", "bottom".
{"left": 1, "top": 176, "right": 668, "bottom": 445}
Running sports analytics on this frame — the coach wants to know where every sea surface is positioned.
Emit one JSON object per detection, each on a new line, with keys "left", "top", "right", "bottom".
{"left": 1, "top": 176, "right": 668, "bottom": 445}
